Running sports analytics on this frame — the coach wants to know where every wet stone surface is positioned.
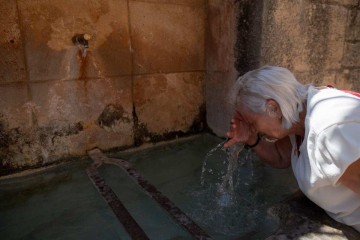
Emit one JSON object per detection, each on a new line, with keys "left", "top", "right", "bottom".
{"left": 267, "top": 191, "right": 360, "bottom": 240}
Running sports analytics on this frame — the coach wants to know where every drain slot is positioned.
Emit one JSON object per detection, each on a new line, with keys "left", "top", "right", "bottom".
{"left": 86, "top": 166, "right": 149, "bottom": 240}
{"left": 88, "top": 148, "right": 212, "bottom": 240}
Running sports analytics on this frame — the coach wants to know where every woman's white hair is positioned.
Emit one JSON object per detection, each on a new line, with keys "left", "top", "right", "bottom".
{"left": 230, "top": 66, "right": 309, "bottom": 129}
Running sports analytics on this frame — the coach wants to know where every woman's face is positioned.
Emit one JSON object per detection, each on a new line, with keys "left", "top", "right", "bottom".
{"left": 236, "top": 100, "right": 289, "bottom": 141}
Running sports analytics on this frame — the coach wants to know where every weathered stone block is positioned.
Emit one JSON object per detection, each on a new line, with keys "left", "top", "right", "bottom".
{"left": 349, "top": 69, "right": 360, "bottom": 92}
{"left": 207, "top": 0, "right": 238, "bottom": 72}
{"left": 85, "top": 77, "right": 133, "bottom": 122}
{"left": 0, "top": 83, "right": 36, "bottom": 170}
{"left": 261, "top": 1, "right": 348, "bottom": 76}
{"left": 293, "top": 71, "right": 331, "bottom": 86}
{"left": 30, "top": 76, "right": 133, "bottom": 130}
{"left": 130, "top": 0, "right": 205, "bottom": 7}
{"left": 206, "top": 71, "right": 238, "bottom": 137}
{"left": 0, "top": 83, "right": 31, "bottom": 129}
{"left": 347, "top": 9, "right": 360, "bottom": 41}
{"left": 134, "top": 72, "right": 204, "bottom": 138}
{"left": 22, "top": 77, "right": 133, "bottom": 166}
{"left": 30, "top": 80, "right": 89, "bottom": 126}
{"left": 292, "top": 70, "right": 353, "bottom": 89}
{"left": 343, "top": 42, "right": 360, "bottom": 67}
{"left": 130, "top": 1, "right": 205, "bottom": 74}
{"left": 261, "top": 0, "right": 311, "bottom": 71}
{"left": 66, "top": 123, "right": 133, "bottom": 156}
{"left": 0, "top": 0, "right": 27, "bottom": 83}
{"left": 319, "top": 71, "right": 353, "bottom": 90}
{"left": 330, "top": 0, "right": 359, "bottom": 6}
{"left": 17, "top": 0, "right": 131, "bottom": 82}
{"left": 86, "top": 77, "right": 134, "bottom": 149}
{"left": 322, "top": 4, "right": 348, "bottom": 70}
{"left": 89, "top": 124, "right": 133, "bottom": 150}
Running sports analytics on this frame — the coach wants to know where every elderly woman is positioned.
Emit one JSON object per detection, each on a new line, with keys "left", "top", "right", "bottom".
{"left": 224, "top": 66, "right": 360, "bottom": 231}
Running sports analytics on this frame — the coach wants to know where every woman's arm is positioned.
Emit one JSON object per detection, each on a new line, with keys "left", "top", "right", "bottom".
{"left": 339, "top": 158, "right": 360, "bottom": 195}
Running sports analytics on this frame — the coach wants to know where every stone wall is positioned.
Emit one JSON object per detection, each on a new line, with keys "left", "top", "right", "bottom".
{"left": 261, "top": 0, "right": 360, "bottom": 90}
{"left": 1, "top": 0, "right": 359, "bottom": 174}
{"left": 0, "top": 0, "right": 206, "bottom": 174}
{"left": 206, "top": 0, "right": 360, "bottom": 137}
{"left": 206, "top": 0, "right": 241, "bottom": 136}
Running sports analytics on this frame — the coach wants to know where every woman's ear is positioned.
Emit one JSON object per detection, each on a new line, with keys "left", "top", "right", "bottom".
{"left": 266, "top": 99, "right": 282, "bottom": 119}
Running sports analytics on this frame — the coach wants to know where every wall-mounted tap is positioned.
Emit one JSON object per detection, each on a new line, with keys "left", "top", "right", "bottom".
{"left": 72, "top": 33, "right": 92, "bottom": 48}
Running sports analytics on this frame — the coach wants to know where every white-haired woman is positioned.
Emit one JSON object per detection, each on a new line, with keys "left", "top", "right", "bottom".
{"left": 224, "top": 66, "right": 360, "bottom": 231}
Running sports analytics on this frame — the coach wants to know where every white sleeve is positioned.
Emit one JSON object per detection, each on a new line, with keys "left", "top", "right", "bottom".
{"left": 315, "top": 122, "right": 360, "bottom": 185}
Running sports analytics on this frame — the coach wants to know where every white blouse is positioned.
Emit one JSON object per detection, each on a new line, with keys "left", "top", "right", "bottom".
{"left": 291, "top": 86, "right": 360, "bottom": 231}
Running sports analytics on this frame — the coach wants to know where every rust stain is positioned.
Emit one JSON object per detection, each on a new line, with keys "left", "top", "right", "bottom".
{"left": 77, "top": 50, "right": 88, "bottom": 80}
{"left": 77, "top": 50, "right": 89, "bottom": 99}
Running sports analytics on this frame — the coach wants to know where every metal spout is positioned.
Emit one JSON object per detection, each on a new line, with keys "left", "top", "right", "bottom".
{"left": 72, "top": 33, "right": 92, "bottom": 48}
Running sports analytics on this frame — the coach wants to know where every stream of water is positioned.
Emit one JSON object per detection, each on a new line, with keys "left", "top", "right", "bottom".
{"left": 200, "top": 140, "right": 250, "bottom": 206}
{"left": 194, "top": 138, "right": 275, "bottom": 238}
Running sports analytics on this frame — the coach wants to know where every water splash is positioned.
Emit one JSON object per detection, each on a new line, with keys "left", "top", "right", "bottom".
{"left": 220, "top": 144, "right": 244, "bottom": 191}
{"left": 217, "top": 143, "right": 244, "bottom": 206}
{"left": 200, "top": 139, "right": 244, "bottom": 193}
{"left": 190, "top": 141, "right": 269, "bottom": 237}
{"left": 200, "top": 139, "right": 228, "bottom": 186}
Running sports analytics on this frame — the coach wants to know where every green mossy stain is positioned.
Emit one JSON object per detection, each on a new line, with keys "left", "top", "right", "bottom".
{"left": 97, "top": 104, "right": 130, "bottom": 128}
{"left": 0, "top": 119, "right": 10, "bottom": 149}
{"left": 0, "top": 115, "right": 85, "bottom": 176}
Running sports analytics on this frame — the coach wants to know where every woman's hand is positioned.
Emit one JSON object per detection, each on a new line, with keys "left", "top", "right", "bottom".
{"left": 223, "top": 112, "right": 256, "bottom": 148}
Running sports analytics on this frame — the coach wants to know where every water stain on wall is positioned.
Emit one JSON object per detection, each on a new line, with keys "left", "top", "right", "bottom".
{"left": 97, "top": 104, "right": 131, "bottom": 132}
{"left": 235, "top": 0, "right": 263, "bottom": 74}
{"left": 133, "top": 103, "right": 206, "bottom": 146}
{"left": 0, "top": 113, "right": 85, "bottom": 176}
